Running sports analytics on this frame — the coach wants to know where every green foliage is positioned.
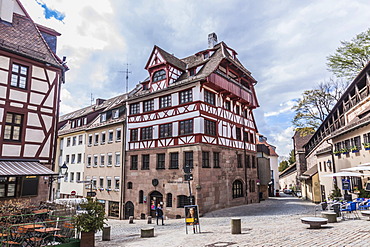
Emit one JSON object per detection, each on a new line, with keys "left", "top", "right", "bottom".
{"left": 278, "top": 160, "right": 289, "bottom": 172}
{"left": 73, "top": 198, "right": 107, "bottom": 233}
{"left": 358, "top": 189, "right": 370, "bottom": 198}
{"left": 288, "top": 149, "right": 296, "bottom": 165}
{"left": 327, "top": 28, "right": 370, "bottom": 80}
{"left": 329, "top": 184, "right": 342, "bottom": 200}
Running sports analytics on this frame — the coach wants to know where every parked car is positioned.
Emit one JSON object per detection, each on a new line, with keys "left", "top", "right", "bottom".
{"left": 283, "top": 189, "right": 292, "bottom": 194}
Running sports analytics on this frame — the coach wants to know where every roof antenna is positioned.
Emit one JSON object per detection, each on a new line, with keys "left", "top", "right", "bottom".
{"left": 119, "top": 63, "right": 131, "bottom": 93}
{"left": 90, "top": 93, "right": 94, "bottom": 105}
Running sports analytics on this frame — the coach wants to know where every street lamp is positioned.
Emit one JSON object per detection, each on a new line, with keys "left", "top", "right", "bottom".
{"left": 49, "top": 162, "right": 68, "bottom": 186}
{"left": 60, "top": 162, "right": 68, "bottom": 176}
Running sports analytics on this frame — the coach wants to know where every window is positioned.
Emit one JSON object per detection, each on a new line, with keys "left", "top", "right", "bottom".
{"left": 21, "top": 176, "right": 38, "bottom": 196}
{"left": 235, "top": 105, "right": 240, "bottom": 115}
{"left": 0, "top": 177, "right": 17, "bottom": 198}
{"left": 166, "top": 193, "right": 173, "bottom": 207}
{"left": 93, "top": 155, "right": 98, "bottom": 167}
{"left": 100, "top": 113, "right": 107, "bottom": 122}
{"left": 319, "top": 162, "right": 322, "bottom": 172}
{"left": 351, "top": 136, "right": 361, "bottom": 150}
{"left": 107, "top": 153, "right": 113, "bottom": 166}
{"left": 204, "top": 119, "right": 216, "bottom": 136}
{"left": 101, "top": 132, "right": 106, "bottom": 144}
{"left": 157, "top": 154, "right": 165, "bottom": 169}
{"left": 113, "top": 109, "right": 120, "bottom": 119}
{"left": 202, "top": 151, "right": 210, "bottom": 168}
{"left": 324, "top": 161, "right": 327, "bottom": 172}
{"left": 87, "top": 156, "right": 92, "bottom": 167}
{"left": 170, "top": 152, "right": 179, "bottom": 169}
{"left": 116, "top": 128, "right": 122, "bottom": 141}
{"left": 76, "top": 172, "right": 81, "bottom": 182}
{"left": 107, "top": 177, "right": 112, "bottom": 189}
{"left": 224, "top": 101, "right": 231, "bottom": 111}
{"left": 184, "top": 151, "right": 193, "bottom": 169}
{"left": 99, "top": 177, "right": 104, "bottom": 188}
{"left": 232, "top": 180, "right": 243, "bottom": 198}
{"left": 108, "top": 131, "right": 113, "bottom": 143}
{"left": 141, "top": 127, "right": 153, "bottom": 140}
{"left": 159, "top": 123, "right": 172, "bottom": 138}
{"left": 237, "top": 154, "right": 242, "bottom": 168}
{"left": 243, "top": 131, "right": 249, "bottom": 142}
{"left": 139, "top": 190, "right": 144, "bottom": 203}
{"left": 114, "top": 177, "right": 120, "bottom": 190}
{"left": 71, "top": 154, "right": 75, "bottom": 164}
{"left": 236, "top": 128, "right": 242, "bottom": 140}
{"left": 127, "top": 182, "right": 133, "bottom": 189}
{"left": 143, "top": 99, "right": 154, "bottom": 112}
{"left": 177, "top": 195, "right": 193, "bottom": 208}
{"left": 72, "top": 136, "right": 76, "bottom": 146}
{"left": 100, "top": 154, "right": 105, "bottom": 166}
{"left": 115, "top": 153, "right": 121, "bottom": 166}
{"left": 153, "top": 69, "right": 166, "bottom": 82}
{"left": 92, "top": 177, "right": 97, "bottom": 189}
{"left": 77, "top": 153, "right": 82, "bottom": 163}
{"left": 179, "top": 89, "right": 193, "bottom": 104}
{"left": 130, "top": 129, "right": 138, "bottom": 141}
{"left": 94, "top": 134, "right": 99, "bottom": 145}
{"left": 66, "top": 155, "right": 70, "bottom": 164}
{"left": 83, "top": 117, "right": 87, "bottom": 125}
{"left": 213, "top": 152, "right": 220, "bottom": 168}
{"left": 78, "top": 135, "right": 83, "bottom": 145}
{"left": 64, "top": 173, "right": 68, "bottom": 182}
{"left": 11, "top": 63, "right": 28, "bottom": 89}
{"left": 70, "top": 172, "right": 74, "bottom": 182}
{"left": 203, "top": 52, "right": 209, "bottom": 59}
{"left": 130, "top": 103, "right": 140, "bottom": 115}
{"left": 159, "top": 95, "right": 172, "bottom": 108}
{"left": 71, "top": 121, "right": 75, "bottom": 128}
{"left": 189, "top": 68, "right": 196, "bottom": 76}
{"left": 88, "top": 135, "right": 92, "bottom": 146}
{"left": 142, "top": 154, "right": 150, "bottom": 170}
{"left": 77, "top": 119, "right": 81, "bottom": 126}
{"left": 66, "top": 137, "right": 71, "bottom": 147}
{"left": 130, "top": 155, "right": 138, "bottom": 170}
{"left": 246, "top": 155, "right": 251, "bottom": 168}
{"left": 179, "top": 119, "right": 193, "bottom": 135}
{"left": 252, "top": 156, "right": 256, "bottom": 168}
{"left": 204, "top": 90, "right": 215, "bottom": 105}
{"left": 4, "top": 113, "right": 23, "bottom": 141}
{"left": 250, "top": 133, "right": 254, "bottom": 143}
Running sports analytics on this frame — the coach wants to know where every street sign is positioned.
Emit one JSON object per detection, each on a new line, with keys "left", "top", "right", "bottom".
{"left": 71, "top": 190, "right": 76, "bottom": 196}
{"left": 87, "top": 191, "right": 96, "bottom": 197}
{"left": 184, "top": 165, "right": 191, "bottom": 174}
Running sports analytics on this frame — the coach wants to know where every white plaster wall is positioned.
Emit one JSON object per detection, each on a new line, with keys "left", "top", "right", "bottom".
{"left": 31, "top": 79, "right": 49, "bottom": 93}
{"left": 32, "top": 66, "right": 46, "bottom": 80}
{"left": 0, "top": 85, "right": 7, "bottom": 98}
{"left": 29, "top": 92, "right": 43, "bottom": 105}
{"left": 0, "top": 70, "right": 8, "bottom": 84}
{"left": 27, "top": 112, "right": 41, "bottom": 127}
{"left": 10, "top": 89, "right": 27, "bottom": 102}
{"left": 46, "top": 70, "right": 56, "bottom": 85}
{"left": 0, "top": 56, "right": 9, "bottom": 69}
{"left": 2, "top": 144, "right": 21, "bottom": 156}
{"left": 43, "top": 87, "right": 55, "bottom": 107}
{"left": 42, "top": 115, "right": 53, "bottom": 132}
{"left": 25, "top": 129, "right": 44, "bottom": 142}
{"left": 23, "top": 144, "right": 39, "bottom": 157}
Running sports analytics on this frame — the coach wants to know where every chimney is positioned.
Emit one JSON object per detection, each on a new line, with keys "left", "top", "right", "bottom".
{"left": 96, "top": 98, "right": 106, "bottom": 105}
{"left": 0, "top": 0, "right": 14, "bottom": 23}
{"left": 208, "top": 33, "right": 218, "bottom": 48}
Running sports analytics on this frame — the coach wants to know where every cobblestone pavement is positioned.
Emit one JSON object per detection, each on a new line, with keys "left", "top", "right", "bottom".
{"left": 95, "top": 195, "right": 370, "bottom": 247}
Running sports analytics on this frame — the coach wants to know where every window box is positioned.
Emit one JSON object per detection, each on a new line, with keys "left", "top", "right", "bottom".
{"left": 341, "top": 148, "right": 349, "bottom": 154}
{"left": 98, "top": 188, "right": 104, "bottom": 191}
{"left": 363, "top": 143, "right": 370, "bottom": 150}
{"left": 350, "top": 146, "right": 359, "bottom": 153}
{"left": 114, "top": 189, "right": 120, "bottom": 192}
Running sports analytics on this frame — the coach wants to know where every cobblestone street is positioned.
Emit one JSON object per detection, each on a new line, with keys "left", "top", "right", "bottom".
{"left": 95, "top": 195, "right": 370, "bottom": 246}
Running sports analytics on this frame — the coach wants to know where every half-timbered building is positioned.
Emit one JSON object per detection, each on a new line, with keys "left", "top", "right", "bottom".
{"left": 125, "top": 33, "right": 260, "bottom": 218}
{"left": 0, "top": 0, "right": 67, "bottom": 203}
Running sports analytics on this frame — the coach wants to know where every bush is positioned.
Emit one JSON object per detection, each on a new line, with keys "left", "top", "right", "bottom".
{"left": 72, "top": 198, "right": 106, "bottom": 233}
{"left": 329, "top": 184, "right": 342, "bottom": 200}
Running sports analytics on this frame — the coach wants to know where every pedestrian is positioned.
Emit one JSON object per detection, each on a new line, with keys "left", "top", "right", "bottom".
{"left": 156, "top": 204, "right": 164, "bottom": 225}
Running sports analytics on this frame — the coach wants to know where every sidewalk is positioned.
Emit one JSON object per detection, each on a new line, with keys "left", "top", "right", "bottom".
{"left": 95, "top": 196, "right": 370, "bottom": 246}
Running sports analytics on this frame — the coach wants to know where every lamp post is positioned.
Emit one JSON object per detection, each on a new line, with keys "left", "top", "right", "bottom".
{"left": 48, "top": 162, "right": 68, "bottom": 201}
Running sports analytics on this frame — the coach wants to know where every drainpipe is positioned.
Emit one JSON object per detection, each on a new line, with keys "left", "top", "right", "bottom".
{"left": 120, "top": 116, "right": 127, "bottom": 220}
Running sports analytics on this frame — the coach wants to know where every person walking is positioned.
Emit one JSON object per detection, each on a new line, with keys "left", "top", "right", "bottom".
{"left": 156, "top": 204, "right": 164, "bottom": 225}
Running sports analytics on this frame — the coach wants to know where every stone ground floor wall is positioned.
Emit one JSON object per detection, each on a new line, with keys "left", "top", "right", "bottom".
{"left": 124, "top": 144, "right": 259, "bottom": 219}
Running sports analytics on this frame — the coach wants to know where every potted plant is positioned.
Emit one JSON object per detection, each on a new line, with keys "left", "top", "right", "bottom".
{"left": 333, "top": 150, "right": 341, "bottom": 156}
{"left": 350, "top": 146, "right": 359, "bottom": 153}
{"left": 73, "top": 198, "right": 107, "bottom": 247}
{"left": 363, "top": 142, "right": 370, "bottom": 150}
{"left": 341, "top": 148, "right": 349, "bottom": 154}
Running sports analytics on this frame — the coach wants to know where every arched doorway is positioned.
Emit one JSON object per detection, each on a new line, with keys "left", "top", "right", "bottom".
{"left": 149, "top": 191, "right": 163, "bottom": 217}
{"left": 124, "top": 201, "right": 134, "bottom": 219}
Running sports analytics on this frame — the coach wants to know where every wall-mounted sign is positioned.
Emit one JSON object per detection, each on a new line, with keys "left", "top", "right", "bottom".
{"left": 342, "top": 179, "right": 350, "bottom": 190}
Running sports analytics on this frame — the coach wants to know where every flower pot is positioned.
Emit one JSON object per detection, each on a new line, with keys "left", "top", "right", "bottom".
{"left": 365, "top": 147, "right": 370, "bottom": 151}
{"left": 80, "top": 231, "right": 95, "bottom": 247}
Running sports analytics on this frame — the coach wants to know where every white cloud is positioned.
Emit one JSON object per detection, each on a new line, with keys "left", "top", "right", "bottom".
{"left": 264, "top": 100, "right": 296, "bottom": 118}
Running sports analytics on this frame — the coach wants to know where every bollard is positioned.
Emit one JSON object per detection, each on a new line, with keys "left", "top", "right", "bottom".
{"left": 102, "top": 226, "right": 111, "bottom": 241}
{"left": 141, "top": 227, "right": 154, "bottom": 238}
{"left": 147, "top": 216, "right": 152, "bottom": 224}
{"left": 231, "top": 218, "right": 241, "bottom": 234}
{"left": 129, "top": 216, "right": 134, "bottom": 224}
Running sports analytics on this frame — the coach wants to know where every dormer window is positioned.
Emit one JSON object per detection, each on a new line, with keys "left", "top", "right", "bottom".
{"left": 100, "top": 113, "right": 107, "bottom": 122}
{"left": 113, "top": 109, "right": 119, "bottom": 119}
{"left": 153, "top": 69, "right": 166, "bottom": 82}
{"left": 203, "top": 52, "right": 209, "bottom": 59}
{"left": 189, "top": 68, "right": 196, "bottom": 77}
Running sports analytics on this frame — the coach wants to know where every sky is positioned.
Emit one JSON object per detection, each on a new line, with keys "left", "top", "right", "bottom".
{"left": 22, "top": 0, "right": 370, "bottom": 159}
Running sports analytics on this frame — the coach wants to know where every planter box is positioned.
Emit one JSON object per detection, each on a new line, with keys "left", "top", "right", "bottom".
{"left": 352, "top": 150, "right": 359, "bottom": 153}
{"left": 342, "top": 152, "right": 349, "bottom": 155}
{"left": 334, "top": 153, "right": 341, "bottom": 156}
{"left": 365, "top": 147, "right": 370, "bottom": 150}
{"left": 55, "top": 239, "right": 80, "bottom": 247}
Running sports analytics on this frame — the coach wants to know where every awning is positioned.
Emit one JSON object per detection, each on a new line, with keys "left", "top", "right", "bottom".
{"left": 0, "top": 160, "right": 57, "bottom": 176}
{"left": 300, "top": 165, "right": 318, "bottom": 180}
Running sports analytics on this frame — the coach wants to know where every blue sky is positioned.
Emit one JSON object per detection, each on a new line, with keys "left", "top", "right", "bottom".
{"left": 23, "top": 0, "right": 370, "bottom": 159}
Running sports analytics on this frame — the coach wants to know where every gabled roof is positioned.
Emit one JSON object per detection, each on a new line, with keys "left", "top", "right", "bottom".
{"left": 145, "top": 45, "right": 186, "bottom": 71}
{"left": 0, "top": 5, "right": 63, "bottom": 68}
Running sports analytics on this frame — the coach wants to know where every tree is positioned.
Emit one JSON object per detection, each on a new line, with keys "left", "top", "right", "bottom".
{"left": 288, "top": 149, "right": 295, "bottom": 165}
{"left": 292, "top": 79, "right": 346, "bottom": 129}
{"left": 327, "top": 28, "right": 370, "bottom": 80}
{"left": 278, "top": 160, "right": 289, "bottom": 172}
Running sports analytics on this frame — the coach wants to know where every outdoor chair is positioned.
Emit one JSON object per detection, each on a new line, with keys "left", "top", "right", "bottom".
{"left": 358, "top": 199, "right": 370, "bottom": 210}
{"left": 341, "top": 202, "right": 360, "bottom": 220}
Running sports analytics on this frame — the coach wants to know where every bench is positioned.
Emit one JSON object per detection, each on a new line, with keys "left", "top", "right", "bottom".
{"left": 141, "top": 227, "right": 154, "bottom": 238}
{"left": 321, "top": 212, "right": 337, "bottom": 223}
{"left": 361, "top": 210, "right": 370, "bottom": 220}
{"left": 301, "top": 217, "right": 328, "bottom": 229}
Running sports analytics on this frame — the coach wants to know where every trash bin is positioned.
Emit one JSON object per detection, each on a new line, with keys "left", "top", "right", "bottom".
{"left": 259, "top": 192, "right": 263, "bottom": 201}
{"left": 102, "top": 226, "right": 111, "bottom": 241}
{"left": 332, "top": 203, "right": 341, "bottom": 217}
